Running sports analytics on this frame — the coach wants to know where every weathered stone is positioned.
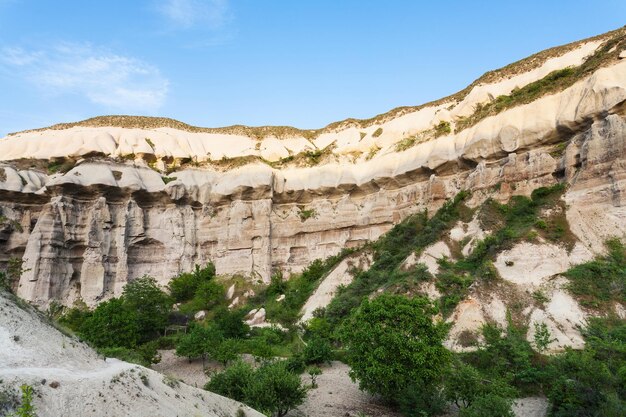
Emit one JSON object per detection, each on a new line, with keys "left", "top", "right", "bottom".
{"left": 0, "top": 43, "right": 623, "bottom": 308}
{"left": 194, "top": 310, "right": 207, "bottom": 321}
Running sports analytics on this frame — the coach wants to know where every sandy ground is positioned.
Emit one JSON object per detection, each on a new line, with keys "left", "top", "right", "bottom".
{"left": 151, "top": 354, "right": 549, "bottom": 417}
{"left": 288, "top": 361, "right": 402, "bottom": 417}
{"left": 513, "top": 397, "right": 549, "bottom": 417}
{"left": 151, "top": 349, "right": 223, "bottom": 388}
{"left": 287, "top": 361, "right": 548, "bottom": 417}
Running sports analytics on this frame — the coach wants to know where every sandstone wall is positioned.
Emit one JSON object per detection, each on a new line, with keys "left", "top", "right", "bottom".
{"left": 0, "top": 59, "right": 624, "bottom": 307}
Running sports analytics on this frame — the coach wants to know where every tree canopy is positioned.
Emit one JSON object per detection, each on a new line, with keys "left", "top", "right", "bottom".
{"left": 341, "top": 294, "right": 450, "bottom": 402}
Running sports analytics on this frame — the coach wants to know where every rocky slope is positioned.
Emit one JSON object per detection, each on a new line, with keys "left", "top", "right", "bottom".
{"left": 0, "top": 290, "right": 263, "bottom": 417}
{"left": 0, "top": 28, "right": 625, "bottom": 308}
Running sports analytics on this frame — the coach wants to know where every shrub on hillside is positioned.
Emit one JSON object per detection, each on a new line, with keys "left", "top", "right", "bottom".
{"left": 397, "top": 382, "right": 447, "bottom": 417}
{"left": 213, "top": 307, "right": 249, "bottom": 339}
{"left": 459, "top": 394, "right": 514, "bottom": 417}
{"left": 546, "top": 317, "right": 626, "bottom": 416}
{"left": 168, "top": 263, "right": 216, "bottom": 303}
{"left": 185, "top": 280, "right": 225, "bottom": 312}
{"left": 175, "top": 323, "right": 223, "bottom": 364}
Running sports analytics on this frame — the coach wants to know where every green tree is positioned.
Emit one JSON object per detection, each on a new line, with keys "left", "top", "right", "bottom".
{"left": 341, "top": 294, "right": 450, "bottom": 402}
{"left": 214, "top": 308, "right": 249, "bottom": 339}
{"left": 189, "top": 280, "right": 225, "bottom": 312}
{"left": 444, "top": 361, "right": 484, "bottom": 409}
{"left": 205, "top": 360, "right": 254, "bottom": 402}
{"left": 81, "top": 298, "right": 140, "bottom": 348}
{"left": 214, "top": 338, "right": 241, "bottom": 366}
{"left": 169, "top": 263, "right": 216, "bottom": 302}
{"left": 302, "top": 336, "right": 332, "bottom": 365}
{"left": 176, "top": 323, "right": 223, "bottom": 366}
{"left": 244, "top": 361, "right": 307, "bottom": 417}
{"left": 122, "top": 276, "right": 172, "bottom": 343}
{"left": 206, "top": 360, "right": 306, "bottom": 417}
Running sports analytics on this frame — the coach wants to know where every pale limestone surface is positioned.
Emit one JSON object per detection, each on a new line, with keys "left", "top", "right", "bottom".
{"left": 0, "top": 291, "right": 262, "bottom": 417}
{"left": 494, "top": 242, "right": 593, "bottom": 287}
{"left": 299, "top": 252, "right": 373, "bottom": 323}
{"left": 416, "top": 241, "right": 451, "bottom": 275}
{"left": 0, "top": 42, "right": 624, "bottom": 308}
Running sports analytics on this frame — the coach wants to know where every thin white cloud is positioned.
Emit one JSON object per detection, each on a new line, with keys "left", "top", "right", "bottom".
{"left": 0, "top": 43, "right": 168, "bottom": 112}
{"left": 157, "top": 0, "right": 229, "bottom": 29}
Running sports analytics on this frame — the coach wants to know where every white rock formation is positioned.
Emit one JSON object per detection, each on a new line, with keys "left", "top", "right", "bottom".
{"left": 0, "top": 291, "right": 262, "bottom": 417}
{"left": 0, "top": 30, "right": 624, "bottom": 308}
{"left": 416, "top": 241, "right": 451, "bottom": 275}
{"left": 300, "top": 252, "right": 373, "bottom": 323}
{"left": 494, "top": 242, "right": 593, "bottom": 288}
{"left": 245, "top": 308, "right": 266, "bottom": 326}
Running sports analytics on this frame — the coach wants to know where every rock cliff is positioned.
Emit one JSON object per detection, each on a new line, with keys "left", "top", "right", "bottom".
{"left": 0, "top": 28, "right": 625, "bottom": 307}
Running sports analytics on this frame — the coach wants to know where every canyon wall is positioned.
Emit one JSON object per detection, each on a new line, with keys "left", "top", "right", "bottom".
{"left": 0, "top": 37, "right": 625, "bottom": 307}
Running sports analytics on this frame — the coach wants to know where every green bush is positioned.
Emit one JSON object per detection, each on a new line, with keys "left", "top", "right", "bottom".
{"left": 175, "top": 323, "right": 223, "bottom": 363}
{"left": 434, "top": 120, "right": 451, "bottom": 137}
{"left": 397, "top": 382, "right": 447, "bottom": 417}
{"left": 458, "top": 394, "right": 514, "bottom": 417}
{"left": 341, "top": 294, "right": 450, "bottom": 402}
{"left": 444, "top": 360, "right": 516, "bottom": 409}
{"left": 563, "top": 239, "right": 626, "bottom": 310}
{"left": 468, "top": 323, "right": 541, "bottom": 391}
{"left": 214, "top": 338, "right": 241, "bottom": 365}
{"left": 213, "top": 308, "right": 249, "bottom": 339}
{"left": 244, "top": 361, "right": 307, "bottom": 417}
{"left": 546, "top": 317, "right": 626, "bottom": 416}
{"left": 302, "top": 336, "right": 332, "bottom": 365}
{"left": 205, "top": 360, "right": 254, "bottom": 402}
{"left": 206, "top": 360, "right": 306, "bottom": 417}
{"left": 186, "top": 280, "right": 225, "bottom": 312}
{"left": 81, "top": 298, "right": 140, "bottom": 348}
{"left": 266, "top": 272, "right": 288, "bottom": 296}
{"left": 58, "top": 302, "right": 91, "bottom": 332}
{"left": 169, "top": 263, "right": 216, "bottom": 303}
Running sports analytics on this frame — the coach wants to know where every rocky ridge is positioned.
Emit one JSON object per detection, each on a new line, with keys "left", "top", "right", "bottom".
{"left": 0, "top": 290, "right": 263, "bottom": 417}
{"left": 0, "top": 28, "right": 624, "bottom": 308}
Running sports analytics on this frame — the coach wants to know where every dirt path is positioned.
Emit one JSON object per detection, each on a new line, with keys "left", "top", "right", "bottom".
{"left": 289, "top": 361, "right": 402, "bottom": 417}
{"left": 151, "top": 349, "right": 218, "bottom": 388}
{"left": 0, "top": 358, "right": 131, "bottom": 381}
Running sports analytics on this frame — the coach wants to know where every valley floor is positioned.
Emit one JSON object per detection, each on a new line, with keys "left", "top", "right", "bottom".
{"left": 152, "top": 352, "right": 549, "bottom": 417}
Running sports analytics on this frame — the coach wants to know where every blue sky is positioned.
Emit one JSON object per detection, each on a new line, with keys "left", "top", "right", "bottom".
{"left": 0, "top": 1, "right": 624, "bottom": 136}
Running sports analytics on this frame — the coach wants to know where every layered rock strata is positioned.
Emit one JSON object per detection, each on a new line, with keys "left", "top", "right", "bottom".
{"left": 0, "top": 35, "right": 624, "bottom": 306}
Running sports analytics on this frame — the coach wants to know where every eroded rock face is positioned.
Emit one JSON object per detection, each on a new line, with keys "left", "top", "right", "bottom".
{"left": 0, "top": 45, "right": 625, "bottom": 307}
